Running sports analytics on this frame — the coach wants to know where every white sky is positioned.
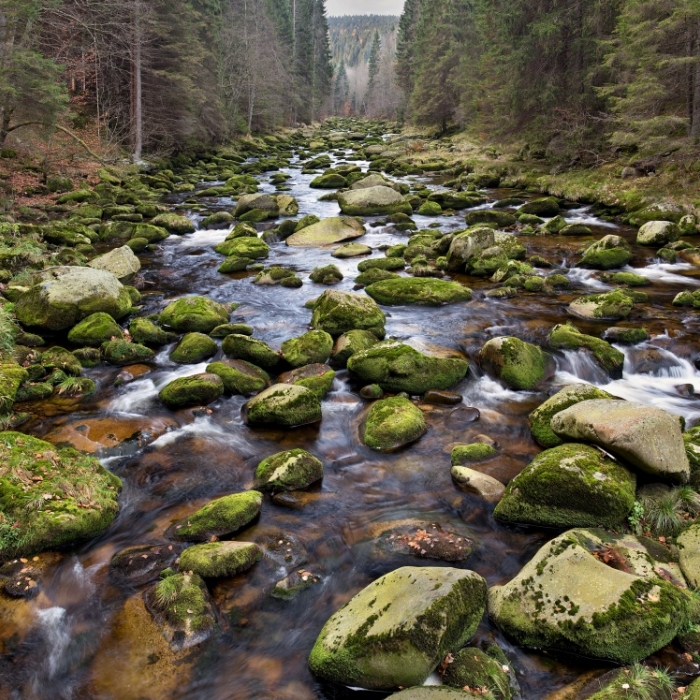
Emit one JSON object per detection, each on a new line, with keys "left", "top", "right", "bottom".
{"left": 327, "top": 0, "right": 404, "bottom": 16}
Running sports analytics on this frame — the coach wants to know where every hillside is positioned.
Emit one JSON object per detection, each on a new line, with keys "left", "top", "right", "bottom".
{"left": 328, "top": 15, "right": 399, "bottom": 67}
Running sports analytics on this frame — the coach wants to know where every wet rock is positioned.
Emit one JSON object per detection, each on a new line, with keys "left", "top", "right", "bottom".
{"left": 253, "top": 266, "right": 302, "bottom": 287}
{"left": 350, "top": 173, "right": 394, "bottom": 190}
{"left": 88, "top": 245, "right": 141, "bottom": 283}
{"left": 281, "top": 330, "right": 333, "bottom": 368}
{"left": 442, "top": 646, "right": 512, "bottom": 698}
{"left": 201, "top": 211, "right": 234, "bottom": 229}
{"left": 179, "top": 541, "right": 262, "bottom": 578}
{"left": 417, "top": 200, "right": 442, "bottom": 216}
{"left": 551, "top": 399, "right": 690, "bottom": 481}
{"left": 276, "top": 194, "right": 298, "bottom": 216}
{"left": 0, "top": 364, "right": 29, "bottom": 409}
{"left": 255, "top": 449, "right": 323, "bottom": 492}
{"left": 206, "top": 359, "right": 270, "bottom": 396}
{"left": 374, "top": 522, "right": 474, "bottom": 562}
{"left": 209, "top": 323, "right": 253, "bottom": 338}
{"left": 15, "top": 266, "right": 132, "bottom": 331}
{"left": 214, "top": 235, "right": 269, "bottom": 259}
{"left": 159, "top": 373, "right": 224, "bottom": 409}
{"left": 332, "top": 242, "right": 372, "bottom": 258}
{"left": 234, "top": 193, "right": 279, "bottom": 219}
{"left": 625, "top": 346, "right": 674, "bottom": 374}
{"left": 308, "top": 566, "right": 487, "bottom": 690}
{"left": 244, "top": 384, "right": 322, "bottom": 428}
{"left": 528, "top": 384, "right": 616, "bottom": 448}
{"left": 636, "top": 220, "right": 681, "bottom": 246}
{"left": 160, "top": 296, "right": 230, "bottom": 333}
{"left": 360, "top": 384, "right": 384, "bottom": 399}
{"left": 548, "top": 323, "right": 624, "bottom": 377}
{"left": 678, "top": 525, "right": 700, "bottom": 588}
{"left": 519, "top": 197, "right": 560, "bottom": 217}
{"left": 67, "top": 312, "right": 124, "bottom": 347}
{"left": 337, "top": 185, "right": 412, "bottom": 216}
{"left": 310, "top": 172, "right": 348, "bottom": 189}
{"left": 309, "top": 264, "right": 343, "bottom": 285}
{"left": 478, "top": 336, "right": 554, "bottom": 391}
{"left": 129, "top": 317, "right": 173, "bottom": 346}
{"left": 387, "top": 689, "right": 480, "bottom": 699}
{"left": 464, "top": 209, "right": 517, "bottom": 227}
{"left": 423, "top": 389, "right": 462, "bottom": 406}
{"left": 109, "top": 544, "right": 180, "bottom": 587}
{"left": 170, "top": 332, "right": 217, "bottom": 364}
{"left": 579, "top": 235, "right": 632, "bottom": 270}
{"left": 488, "top": 528, "right": 690, "bottom": 663}
{"left": 673, "top": 289, "right": 700, "bottom": 308}
{"left": 222, "top": 334, "right": 279, "bottom": 370}
{"left": 311, "top": 289, "right": 386, "bottom": 338}
{"left": 451, "top": 443, "right": 497, "bottom": 464}
{"left": 0, "top": 552, "right": 62, "bottom": 599}
{"left": 0, "top": 431, "right": 121, "bottom": 561}
{"left": 494, "top": 443, "right": 636, "bottom": 527}
{"left": 172, "top": 490, "right": 262, "bottom": 541}
{"left": 330, "top": 329, "right": 380, "bottom": 368}
{"left": 451, "top": 467, "right": 505, "bottom": 502}
{"left": 151, "top": 212, "right": 195, "bottom": 234}
{"left": 348, "top": 341, "right": 468, "bottom": 395}
{"left": 365, "top": 278, "right": 472, "bottom": 306}
{"left": 361, "top": 396, "right": 427, "bottom": 451}
{"left": 40, "top": 346, "right": 82, "bottom": 376}
{"left": 278, "top": 363, "right": 335, "bottom": 399}
{"left": 145, "top": 572, "right": 216, "bottom": 649}
{"left": 102, "top": 339, "right": 155, "bottom": 366}
{"left": 446, "top": 227, "right": 495, "bottom": 272}
{"left": 569, "top": 290, "right": 635, "bottom": 320}
{"left": 286, "top": 216, "right": 365, "bottom": 247}
{"left": 271, "top": 568, "right": 321, "bottom": 600}
{"left": 602, "top": 326, "right": 649, "bottom": 345}
{"left": 357, "top": 257, "right": 405, "bottom": 272}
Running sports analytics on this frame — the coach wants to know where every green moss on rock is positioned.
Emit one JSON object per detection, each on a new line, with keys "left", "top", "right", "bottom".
{"left": 311, "top": 290, "right": 386, "bottom": 338}
{"left": 244, "top": 384, "right": 322, "bottom": 428}
{"left": 67, "top": 312, "right": 124, "bottom": 347}
{"left": 362, "top": 397, "right": 427, "bottom": 451}
{"left": 206, "top": 359, "right": 269, "bottom": 396}
{"left": 102, "top": 339, "right": 154, "bottom": 366}
{"left": 479, "top": 337, "right": 553, "bottom": 391}
{"left": 170, "top": 333, "right": 218, "bottom": 364}
{"left": 365, "top": 278, "right": 472, "bottom": 306}
{"left": 159, "top": 372, "right": 224, "bottom": 409}
{"left": 548, "top": 323, "right": 625, "bottom": 377}
{"left": 281, "top": 330, "right": 333, "bottom": 368}
{"left": 160, "top": 296, "right": 230, "bottom": 333}
{"left": 255, "top": 449, "right": 323, "bottom": 492}
{"left": 222, "top": 334, "right": 279, "bottom": 370}
{"left": 178, "top": 541, "right": 262, "bottom": 578}
{"left": 451, "top": 443, "right": 497, "bottom": 465}
{"left": 129, "top": 317, "right": 172, "bottom": 346}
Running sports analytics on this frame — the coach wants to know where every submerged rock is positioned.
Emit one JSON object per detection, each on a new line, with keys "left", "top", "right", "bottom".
{"left": 478, "top": 336, "right": 553, "bottom": 391}
{"left": 308, "top": 566, "right": 487, "bottom": 690}
{"left": 244, "top": 383, "right": 322, "bottom": 427}
{"left": 109, "top": 544, "right": 180, "bottom": 587}
{"left": 255, "top": 449, "right": 323, "bottom": 492}
{"left": 361, "top": 396, "right": 427, "bottom": 451}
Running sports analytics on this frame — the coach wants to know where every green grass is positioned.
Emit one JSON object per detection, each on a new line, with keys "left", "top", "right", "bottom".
{"left": 594, "top": 664, "right": 675, "bottom": 699}
{"left": 640, "top": 486, "right": 700, "bottom": 537}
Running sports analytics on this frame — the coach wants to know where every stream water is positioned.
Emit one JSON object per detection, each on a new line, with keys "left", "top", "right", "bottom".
{"left": 3, "top": 138, "right": 700, "bottom": 699}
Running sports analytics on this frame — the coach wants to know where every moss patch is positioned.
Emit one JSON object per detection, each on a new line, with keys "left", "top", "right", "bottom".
{"left": 362, "top": 397, "right": 427, "bottom": 451}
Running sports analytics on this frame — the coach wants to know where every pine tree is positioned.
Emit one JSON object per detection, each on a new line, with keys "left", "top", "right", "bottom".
{"left": 365, "top": 30, "right": 381, "bottom": 112}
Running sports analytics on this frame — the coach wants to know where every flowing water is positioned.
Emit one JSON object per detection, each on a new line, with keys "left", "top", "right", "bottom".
{"left": 3, "top": 140, "right": 700, "bottom": 699}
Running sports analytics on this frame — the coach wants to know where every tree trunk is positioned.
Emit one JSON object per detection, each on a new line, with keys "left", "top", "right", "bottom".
{"left": 692, "top": 22, "right": 700, "bottom": 138}
{"left": 132, "top": 0, "right": 143, "bottom": 161}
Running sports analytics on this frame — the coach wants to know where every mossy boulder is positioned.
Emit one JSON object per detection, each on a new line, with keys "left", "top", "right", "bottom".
{"left": 87, "top": 245, "right": 141, "bottom": 283}
{"left": 160, "top": 296, "right": 229, "bottom": 333}
{"left": 102, "top": 339, "right": 154, "bottom": 366}
{"left": 488, "top": 528, "right": 690, "bottom": 663}
{"left": 253, "top": 266, "right": 302, "bottom": 287}
{"left": 357, "top": 257, "right": 405, "bottom": 272}
{"left": 579, "top": 235, "right": 633, "bottom": 270}
{"left": 15, "top": 267, "right": 132, "bottom": 331}
{"left": 337, "top": 186, "right": 412, "bottom": 216}
{"left": 234, "top": 193, "right": 279, "bottom": 219}
{"left": 451, "top": 443, "right": 497, "bottom": 465}
{"left": 494, "top": 443, "right": 636, "bottom": 528}
{"left": 464, "top": 209, "right": 517, "bottom": 228}
{"left": 446, "top": 227, "right": 495, "bottom": 272}
{"left": 210, "top": 323, "right": 253, "bottom": 338}
{"left": 222, "top": 334, "right": 279, "bottom": 370}
{"left": 362, "top": 397, "right": 427, "bottom": 451}
{"left": 310, "top": 173, "right": 348, "bottom": 189}
{"left": 387, "top": 689, "right": 481, "bottom": 699}
{"left": 528, "top": 384, "right": 616, "bottom": 448}
{"left": 330, "top": 329, "right": 380, "bottom": 368}
{"left": 40, "top": 346, "right": 83, "bottom": 376}
{"left": 255, "top": 449, "right": 323, "bottom": 492}
{"left": 348, "top": 341, "right": 468, "bottom": 395}
{"left": 280, "top": 330, "right": 333, "bottom": 368}
{"left": 569, "top": 290, "right": 635, "bottom": 321}
{"left": 0, "top": 431, "right": 121, "bottom": 561}
{"left": 442, "top": 647, "right": 512, "bottom": 698}
{"left": 308, "top": 566, "right": 487, "bottom": 690}
{"left": 133, "top": 223, "right": 169, "bottom": 243}
{"left": 551, "top": 399, "right": 690, "bottom": 481}
{"left": 519, "top": 197, "right": 560, "bottom": 217}
{"left": 548, "top": 323, "right": 624, "bottom": 377}
{"left": 278, "top": 363, "right": 335, "bottom": 399}
{"left": 206, "top": 359, "right": 269, "bottom": 396}
{"left": 309, "top": 265, "right": 343, "bottom": 285}
{"left": 287, "top": 216, "right": 365, "bottom": 247}
{"left": 603, "top": 326, "right": 649, "bottom": 344}
{"left": 365, "top": 278, "right": 472, "bottom": 306}
{"left": 276, "top": 194, "right": 298, "bottom": 216}
{"left": 201, "top": 211, "right": 234, "bottom": 229}
{"left": 129, "top": 317, "right": 172, "bottom": 346}
{"left": 172, "top": 490, "right": 262, "bottom": 541}
{"left": 170, "top": 332, "right": 218, "bottom": 364}
{"left": 67, "top": 312, "right": 124, "bottom": 347}
{"left": 417, "top": 201, "right": 442, "bottom": 216}
{"left": 178, "top": 541, "right": 262, "bottom": 578}
{"left": 244, "top": 384, "right": 322, "bottom": 428}
{"left": 311, "top": 290, "right": 386, "bottom": 338}
{"left": 0, "top": 364, "right": 30, "bottom": 411}
{"left": 151, "top": 213, "right": 195, "bottom": 234}
{"left": 636, "top": 220, "right": 681, "bottom": 246}
{"left": 214, "top": 236, "right": 269, "bottom": 259}
{"left": 332, "top": 242, "right": 372, "bottom": 259}
{"left": 478, "top": 337, "right": 553, "bottom": 391}
{"left": 159, "top": 373, "right": 224, "bottom": 409}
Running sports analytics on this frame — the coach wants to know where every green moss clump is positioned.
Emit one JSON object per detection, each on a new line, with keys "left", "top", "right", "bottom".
{"left": 451, "top": 443, "right": 497, "bottom": 465}
{"left": 442, "top": 647, "right": 511, "bottom": 698}
{"left": 309, "top": 265, "right": 343, "bottom": 285}
{"left": 209, "top": 323, "right": 253, "bottom": 338}
{"left": 133, "top": 223, "right": 169, "bottom": 242}
{"left": 67, "top": 312, "right": 124, "bottom": 347}
{"left": 0, "top": 431, "right": 121, "bottom": 560}
{"left": 170, "top": 332, "right": 218, "bottom": 364}
{"left": 244, "top": 383, "right": 322, "bottom": 427}
{"left": 355, "top": 268, "right": 400, "bottom": 286}
{"left": 218, "top": 256, "right": 251, "bottom": 273}
{"left": 362, "top": 397, "right": 427, "bottom": 451}
{"left": 545, "top": 273, "right": 569, "bottom": 289}
{"left": 365, "top": 278, "right": 472, "bottom": 306}
{"left": 129, "top": 317, "right": 172, "bottom": 346}
{"left": 330, "top": 329, "right": 380, "bottom": 368}
{"left": 222, "top": 334, "right": 279, "bottom": 370}
{"left": 40, "top": 346, "right": 82, "bottom": 376}
{"left": 357, "top": 257, "right": 406, "bottom": 272}
{"left": 255, "top": 448, "right": 323, "bottom": 492}
{"left": 529, "top": 383, "right": 615, "bottom": 447}
{"left": 214, "top": 236, "right": 269, "bottom": 259}
{"left": 494, "top": 443, "right": 636, "bottom": 528}
{"left": 206, "top": 360, "right": 269, "bottom": 396}
{"left": 160, "top": 296, "right": 230, "bottom": 333}
{"left": 178, "top": 541, "right": 262, "bottom": 578}
{"left": 201, "top": 212, "right": 234, "bottom": 229}
{"left": 173, "top": 491, "right": 262, "bottom": 541}
{"left": 519, "top": 197, "right": 560, "bottom": 217}
{"left": 464, "top": 210, "right": 517, "bottom": 227}
{"left": 569, "top": 289, "right": 636, "bottom": 320}
{"left": 417, "top": 201, "right": 442, "bottom": 216}
{"left": 310, "top": 173, "right": 348, "bottom": 189}
{"left": 151, "top": 212, "right": 195, "bottom": 234}
{"left": 0, "top": 364, "right": 29, "bottom": 413}
{"left": 606, "top": 271, "right": 650, "bottom": 287}
{"left": 479, "top": 336, "right": 552, "bottom": 391}
{"left": 311, "top": 290, "right": 386, "bottom": 338}
{"left": 15, "top": 381, "right": 54, "bottom": 402}
{"left": 548, "top": 323, "right": 625, "bottom": 376}
{"left": 159, "top": 373, "right": 223, "bottom": 409}
{"left": 280, "top": 330, "right": 333, "bottom": 368}
{"left": 102, "top": 339, "right": 154, "bottom": 366}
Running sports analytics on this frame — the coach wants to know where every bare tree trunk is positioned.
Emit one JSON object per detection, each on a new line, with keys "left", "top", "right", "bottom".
{"left": 692, "top": 22, "right": 700, "bottom": 138}
{"left": 132, "top": 0, "right": 143, "bottom": 161}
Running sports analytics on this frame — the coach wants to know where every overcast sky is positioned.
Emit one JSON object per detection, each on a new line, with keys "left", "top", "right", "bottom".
{"left": 327, "top": 0, "right": 404, "bottom": 16}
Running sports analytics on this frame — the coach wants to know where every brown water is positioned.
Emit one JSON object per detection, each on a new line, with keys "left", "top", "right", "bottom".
{"left": 3, "top": 142, "right": 700, "bottom": 699}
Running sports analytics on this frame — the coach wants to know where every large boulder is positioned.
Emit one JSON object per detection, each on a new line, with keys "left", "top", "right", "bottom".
{"left": 308, "top": 566, "right": 487, "bottom": 690}
{"left": 338, "top": 186, "right": 412, "bottom": 216}
{"left": 311, "top": 290, "right": 386, "bottom": 338}
{"left": 636, "top": 220, "right": 680, "bottom": 246}
{"left": 172, "top": 491, "right": 262, "bottom": 541}
{"left": 206, "top": 359, "right": 270, "bottom": 396}
{"left": 15, "top": 267, "right": 132, "bottom": 331}
{"left": 0, "top": 431, "right": 122, "bottom": 561}
{"left": 222, "top": 334, "right": 279, "bottom": 370}
{"left": 362, "top": 397, "right": 427, "bottom": 451}
{"left": 178, "top": 541, "right": 262, "bottom": 579}
{"left": 365, "top": 278, "right": 472, "bottom": 306}
{"left": 286, "top": 217, "right": 365, "bottom": 247}
{"left": 347, "top": 341, "right": 468, "bottom": 395}
{"left": 160, "top": 296, "right": 229, "bottom": 333}
{"left": 568, "top": 290, "right": 635, "bottom": 321}
{"left": 488, "top": 528, "right": 690, "bottom": 663}
{"left": 0, "top": 364, "right": 28, "bottom": 411}
{"left": 67, "top": 312, "right": 124, "bottom": 347}
{"left": 678, "top": 524, "right": 700, "bottom": 589}
{"left": 234, "top": 193, "right": 279, "bottom": 219}
{"left": 478, "top": 337, "right": 554, "bottom": 391}
{"left": 551, "top": 399, "right": 690, "bottom": 481}
{"left": 159, "top": 373, "right": 224, "bottom": 409}
{"left": 528, "top": 384, "right": 615, "bottom": 448}
{"left": 243, "top": 384, "right": 322, "bottom": 427}
{"left": 170, "top": 332, "right": 217, "bottom": 364}
{"left": 280, "top": 330, "right": 333, "bottom": 367}
{"left": 331, "top": 329, "right": 380, "bottom": 368}
{"left": 151, "top": 212, "right": 195, "bottom": 234}
{"left": 278, "top": 363, "right": 335, "bottom": 399}
{"left": 579, "top": 235, "right": 632, "bottom": 270}
{"left": 87, "top": 245, "right": 141, "bottom": 282}
{"left": 446, "top": 227, "right": 495, "bottom": 272}
{"left": 254, "top": 449, "right": 323, "bottom": 492}
{"left": 494, "top": 443, "right": 636, "bottom": 528}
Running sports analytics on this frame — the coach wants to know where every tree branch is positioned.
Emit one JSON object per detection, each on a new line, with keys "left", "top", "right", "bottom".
{"left": 5, "top": 122, "right": 108, "bottom": 164}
